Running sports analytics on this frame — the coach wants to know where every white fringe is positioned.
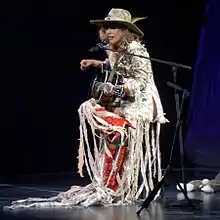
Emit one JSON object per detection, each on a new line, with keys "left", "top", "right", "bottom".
{"left": 5, "top": 98, "right": 164, "bottom": 210}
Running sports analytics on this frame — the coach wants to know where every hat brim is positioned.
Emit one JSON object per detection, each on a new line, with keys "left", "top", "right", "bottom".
{"left": 90, "top": 20, "right": 144, "bottom": 37}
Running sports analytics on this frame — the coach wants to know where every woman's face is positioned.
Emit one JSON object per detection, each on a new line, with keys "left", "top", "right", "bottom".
{"left": 102, "top": 24, "right": 124, "bottom": 47}
{"left": 106, "top": 28, "right": 124, "bottom": 46}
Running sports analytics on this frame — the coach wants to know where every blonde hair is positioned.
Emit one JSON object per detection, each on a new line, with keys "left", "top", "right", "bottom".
{"left": 98, "top": 27, "right": 140, "bottom": 47}
{"left": 98, "top": 27, "right": 107, "bottom": 42}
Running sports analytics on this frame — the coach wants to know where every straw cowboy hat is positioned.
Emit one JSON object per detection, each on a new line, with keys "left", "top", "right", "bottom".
{"left": 90, "top": 8, "right": 147, "bottom": 37}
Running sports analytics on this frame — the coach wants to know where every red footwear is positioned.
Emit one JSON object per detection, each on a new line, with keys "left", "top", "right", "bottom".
{"left": 103, "top": 146, "right": 127, "bottom": 191}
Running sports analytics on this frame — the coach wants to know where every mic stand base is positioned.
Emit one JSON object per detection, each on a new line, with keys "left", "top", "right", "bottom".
{"left": 136, "top": 165, "right": 200, "bottom": 216}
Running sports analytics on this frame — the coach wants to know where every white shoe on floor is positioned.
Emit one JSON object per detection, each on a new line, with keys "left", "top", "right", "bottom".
{"left": 176, "top": 183, "right": 195, "bottom": 192}
{"left": 201, "top": 185, "right": 214, "bottom": 193}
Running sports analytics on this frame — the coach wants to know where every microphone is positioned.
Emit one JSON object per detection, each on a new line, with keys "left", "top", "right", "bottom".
{"left": 166, "top": 81, "right": 190, "bottom": 96}
{"left": 88, "top": 41, "right": 108, "bottom": 52}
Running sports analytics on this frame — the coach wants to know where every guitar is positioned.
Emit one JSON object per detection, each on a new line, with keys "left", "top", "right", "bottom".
{"left": 90, "top": 69, "right": 125, "bottom": 106}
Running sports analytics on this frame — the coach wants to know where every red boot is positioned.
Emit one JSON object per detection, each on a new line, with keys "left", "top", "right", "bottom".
{"left": 103, "top": 147, "right": 117, "bottom": 190}
{"left": 103, "top": 146, "right": 127, "bottom": 191}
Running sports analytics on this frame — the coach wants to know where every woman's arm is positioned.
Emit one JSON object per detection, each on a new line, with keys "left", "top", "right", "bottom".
{"left": 80, "top": 59, "right": 104, "bottom": 70}
{"left": 122, "top": 42, "right": 153, "bottom": 96}
{"left": 92, "top": 60, "right": 104, "bottom": 67}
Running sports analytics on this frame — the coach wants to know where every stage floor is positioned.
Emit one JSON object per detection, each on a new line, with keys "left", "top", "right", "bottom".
{"left": 0, "top": 172, "right": 220, "bottom": 220}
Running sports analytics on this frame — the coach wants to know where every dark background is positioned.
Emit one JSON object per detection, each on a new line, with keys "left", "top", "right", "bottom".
{"left": 1, "top": 1, "right": 206, "bottom": 177}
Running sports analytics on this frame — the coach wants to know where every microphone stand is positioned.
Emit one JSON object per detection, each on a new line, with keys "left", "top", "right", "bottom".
{"left": 136, "top": 68, "right": 198, "bottom": 215}
{"left": 100, "top": 46, "right": 198, "bottom": 214}
{"left": 90, "top": 43, "right": 191, "bottom": 70}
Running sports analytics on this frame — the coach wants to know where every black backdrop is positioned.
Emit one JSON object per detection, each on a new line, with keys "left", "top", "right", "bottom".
{"left": 1, "top": 0, "right": 205, "bottom": 177}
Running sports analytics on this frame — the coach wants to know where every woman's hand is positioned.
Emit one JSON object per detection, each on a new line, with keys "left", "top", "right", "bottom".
{"left": 80, "top": 59, "right": 102, "bottom": 70}
{"left": 103, "top": 83, "right": 114, "bottom": 96}
{"left": 97, "top": 83, "right": 126, "bottom": 97}
{"left": 98, "top": 82, "right": 114, "bottom": 96}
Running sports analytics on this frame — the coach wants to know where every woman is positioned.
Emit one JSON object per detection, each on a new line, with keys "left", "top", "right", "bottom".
{"left": 5, "top": 8, "right": 168, "bottom": 209}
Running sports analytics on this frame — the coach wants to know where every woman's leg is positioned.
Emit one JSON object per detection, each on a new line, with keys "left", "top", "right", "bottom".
{"left": 101, "top": 107, "right": 130, "bottom": 191}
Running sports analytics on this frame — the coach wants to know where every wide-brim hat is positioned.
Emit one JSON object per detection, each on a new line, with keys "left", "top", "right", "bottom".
{"left": 90, "top": 8, "right": 147, "bottom": 38}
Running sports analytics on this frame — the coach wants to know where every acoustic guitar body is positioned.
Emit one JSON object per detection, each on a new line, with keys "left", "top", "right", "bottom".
{"left": 90, "top": 70, "right": 123, "bottom": 107}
